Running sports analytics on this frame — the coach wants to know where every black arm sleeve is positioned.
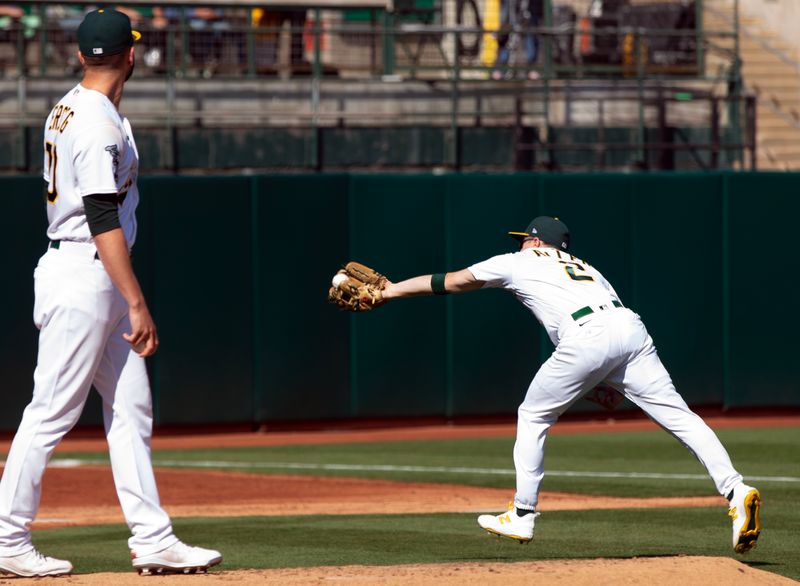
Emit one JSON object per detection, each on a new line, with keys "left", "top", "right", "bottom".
{"left": 83, "top": 193, "right": 121, "bottom": 236}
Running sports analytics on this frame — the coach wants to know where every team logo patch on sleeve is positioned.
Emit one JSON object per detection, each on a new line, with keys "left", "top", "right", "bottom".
{"left": 104, "top": 145, "right": 120, "bottom": 182}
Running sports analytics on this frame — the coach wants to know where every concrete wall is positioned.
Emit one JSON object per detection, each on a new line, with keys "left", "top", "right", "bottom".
{"left": 739, "top": 0, "right": 800, "bottom": 62}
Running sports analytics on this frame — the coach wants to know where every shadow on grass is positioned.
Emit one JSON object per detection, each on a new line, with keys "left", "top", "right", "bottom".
{"left": 741, "top": 560, "right": 781, "bottom": 568}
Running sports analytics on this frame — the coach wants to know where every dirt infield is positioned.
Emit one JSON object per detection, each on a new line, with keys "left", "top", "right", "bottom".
{"left": 25, "top": 414, "right": 800, "bottom": 454}
{"left": 2, "top": 416, "right": 793, "bottom": 583}
{"left": 31, "top": 465, "right": 726, "bottom": 529}
{"left": 2, "top": 557, "right": 794, "bottom": 585}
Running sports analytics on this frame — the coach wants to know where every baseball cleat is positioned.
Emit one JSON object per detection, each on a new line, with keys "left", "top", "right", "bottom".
{"left": 477, "top": 503, "right": 539, "bottom": 544}
{"left": 0, "top": 548, "right": 73, "bottom": 577}
{"left": 131, "top": 540, "right": 222, "bottom": 575}
{"left": 728, "top": 484, "right": 761, "bottom": 554}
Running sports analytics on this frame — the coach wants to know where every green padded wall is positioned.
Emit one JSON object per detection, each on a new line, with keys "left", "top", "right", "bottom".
{"left": 0, "top": 177, "right": 47, "bottom": 428}
{"left": 0, "top": 172, "right": 798, "bottom": 430}
{"left": 141, "top": 176, "right": 255, "bottom": 424}
{"left": 349, "top": 175, "right": 449, "bottom": 416}
{"left": 253, "top": 174, "right": 352, "bottom": 421}
{"left": 446, "top": 174, "right": 542, "bottom": 416}
{"left": 629, "top": 174, "right": 724, "bottom": 405}
{"left": 725, "top": 173, "right": 800, "bottom": 407}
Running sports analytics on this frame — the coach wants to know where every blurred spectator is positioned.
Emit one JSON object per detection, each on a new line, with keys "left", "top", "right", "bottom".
{"left": 145, "top": 7, "right": 170, "bottom": 71}
{"left": 112, "top": 6, "right": 249, "bottom": 76}
{"left": 0, "top": 5, "right": 24, "bottom": 20}
{"left": 187, "top": 7, "right": 227, "bottom": 77}
{"left": 251, "top": 7, "right": 309, "bottom": 76}
{"left": 116, "top": 5, "right": 170, "bottom": 72}
{"left": 0, "top": 5, "right": 24, "bottom": 76}
{"left": 153, "top": 6, "right": 228, "bottom": 77}
{"left": 114, "top": 4, "right": 145, "bottom": 27}
{"left": 47, "top": 4, "right": 86, "bottom": 74}
{"left": 492, "top": 0, "right": 543, "bottom": 81}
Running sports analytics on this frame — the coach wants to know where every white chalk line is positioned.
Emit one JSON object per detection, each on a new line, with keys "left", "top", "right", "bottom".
{"left": 44, "top": 458, "right": 800, "bottom": 483}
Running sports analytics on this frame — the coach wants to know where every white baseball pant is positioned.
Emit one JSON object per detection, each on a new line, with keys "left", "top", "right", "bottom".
{"left": 0, "top": 244, "right": 177, "bottom": 556}
{"left": 513, "top": 307, "right": 743, "bottom": 511}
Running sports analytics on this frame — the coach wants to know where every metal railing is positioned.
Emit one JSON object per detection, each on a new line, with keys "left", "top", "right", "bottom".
{"left": 0, "top": 78, "right": 757, "bottom": 172}
{"left": 0, "top": 1, "right": 737, "bottom": 81}
{"left": 0, "top": 0, "right": 753, "bottom": 172}
{"left": 512, "top": 84, "right": 756, "bottom": 171}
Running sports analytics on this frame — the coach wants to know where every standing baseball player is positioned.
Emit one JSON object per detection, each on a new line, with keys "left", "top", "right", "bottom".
{"left": 380, "top": 216, "right": 761, "bottom": 554}
{"left": 0, "top": 9, "right": 222, "bottom": 577}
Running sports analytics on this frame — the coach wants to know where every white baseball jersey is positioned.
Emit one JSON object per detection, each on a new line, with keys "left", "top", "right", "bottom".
{"left": 42, "top": 83, "right": 139, "bottom": 246}
{"left": 467, "top": 245, "right": 744, "bottom": 517}
{"left": 469, "top": 248, "right": 622, "bottom": 345}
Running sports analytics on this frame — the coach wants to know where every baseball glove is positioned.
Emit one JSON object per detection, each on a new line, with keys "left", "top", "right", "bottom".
{"left": 328, "top": 261, "right": 388, "bottom": 312}
{"left": 584, "top": 384, "right": 624, "bottom": 410}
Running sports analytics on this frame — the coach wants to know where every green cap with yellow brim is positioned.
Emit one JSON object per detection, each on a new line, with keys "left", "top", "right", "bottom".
{"left": 78, "top": 8, "right": 141, "bottom": 57}
{"left": 508, "top": 216, "right": 570, "bottom": 251}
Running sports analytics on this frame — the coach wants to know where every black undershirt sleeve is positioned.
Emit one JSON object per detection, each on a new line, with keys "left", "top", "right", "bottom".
{"left": 83, "top": 193, "right": 121, "bottom": 236}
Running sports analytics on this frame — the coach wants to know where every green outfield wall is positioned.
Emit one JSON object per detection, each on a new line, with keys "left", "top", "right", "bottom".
{"left": 0, "top": 172, "right": 797, "bottom": 429}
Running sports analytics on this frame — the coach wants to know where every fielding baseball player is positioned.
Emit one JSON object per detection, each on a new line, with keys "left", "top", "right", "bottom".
{"left": 380, "top": 216, "right": 761, "bottom": 554}
{"left": 0, "top": 9, "right": 221, "bottom": 577}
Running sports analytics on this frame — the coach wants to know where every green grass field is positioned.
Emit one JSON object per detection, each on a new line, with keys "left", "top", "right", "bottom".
{"left": 44, "top": 426, "right": 800, "bottom": 580}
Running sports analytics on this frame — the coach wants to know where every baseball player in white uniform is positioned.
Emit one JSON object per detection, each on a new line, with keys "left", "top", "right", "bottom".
{"left": 0, "top": 9, "right": 221, "bottom": 577}
{"left": 381, "top": 216, "right": 761, "bottom": 554}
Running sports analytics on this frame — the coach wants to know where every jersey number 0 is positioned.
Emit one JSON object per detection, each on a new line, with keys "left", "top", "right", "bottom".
{"left": 44, "top": 142, "right": 58, "bottom": 203}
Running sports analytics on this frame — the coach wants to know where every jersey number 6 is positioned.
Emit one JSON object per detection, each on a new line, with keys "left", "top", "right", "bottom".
{"left": 559, "top": 261, "right": 594, "bottom": 282}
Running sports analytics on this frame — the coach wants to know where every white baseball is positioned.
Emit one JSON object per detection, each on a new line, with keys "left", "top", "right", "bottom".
{"left": 332, "top": 273, "right": 348, "bottom": 288}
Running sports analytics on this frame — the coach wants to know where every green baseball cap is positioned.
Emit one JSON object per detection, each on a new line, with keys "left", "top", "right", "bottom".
{"left": 78, "top": 8, "right": 141, "bottom": 57}
{"left": 508, "top": 216, "right": 570, "bottom": 251}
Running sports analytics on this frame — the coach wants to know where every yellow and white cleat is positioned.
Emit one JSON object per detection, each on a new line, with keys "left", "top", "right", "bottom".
{"left": 477, "top": 503, "right": 539, "bottom": 544}
{"left": 728, "top": 484, "right": 761, "bottom": 554}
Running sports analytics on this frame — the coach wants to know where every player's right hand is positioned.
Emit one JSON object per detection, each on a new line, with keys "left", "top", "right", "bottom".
{"left": 124, "top": 304, "right": 159, "bottom": 357}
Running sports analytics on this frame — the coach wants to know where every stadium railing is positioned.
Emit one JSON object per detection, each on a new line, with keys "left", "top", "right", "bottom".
{"left": 0, "top": 0, "right": 754, "bottom": 171}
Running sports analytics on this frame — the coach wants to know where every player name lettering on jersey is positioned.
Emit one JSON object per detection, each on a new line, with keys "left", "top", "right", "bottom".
{"left": 530, "top": 248, "right": 592, "bottom": 267}
{"left": 47, "top": 105, "right": 75, "bottom": 134}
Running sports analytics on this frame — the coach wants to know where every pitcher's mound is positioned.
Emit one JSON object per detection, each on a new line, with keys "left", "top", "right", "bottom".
{"left": 41, "top": 557, "right": 793, "bottom": 585}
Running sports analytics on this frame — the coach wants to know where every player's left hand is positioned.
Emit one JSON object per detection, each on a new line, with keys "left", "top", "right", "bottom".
{"left": 328, "top": 261, "right": 388, "bottom": 312}
{"left": 379, "top": 280, "right": 395, "bottom": 300}
{"left": 124, "top": 304, "right": 159, "bottom": 356}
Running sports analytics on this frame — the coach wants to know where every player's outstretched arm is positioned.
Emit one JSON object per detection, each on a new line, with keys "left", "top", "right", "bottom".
{"left": 383, "top": 268, "right": 484, "bottom": 300}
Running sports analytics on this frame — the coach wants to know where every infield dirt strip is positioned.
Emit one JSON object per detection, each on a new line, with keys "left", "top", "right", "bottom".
{"left": 5, "top": 417, "right": 796, "bottom": 584}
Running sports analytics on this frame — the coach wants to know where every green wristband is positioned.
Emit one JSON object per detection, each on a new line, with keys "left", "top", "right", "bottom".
{"left": 431, "top": 273, "right": 449, "bottom": 295}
